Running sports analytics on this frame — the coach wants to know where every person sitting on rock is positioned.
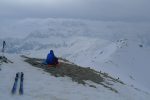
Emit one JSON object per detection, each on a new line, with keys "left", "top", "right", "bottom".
{"left": 45, "top": 50, "right": 58, "bottom": 65}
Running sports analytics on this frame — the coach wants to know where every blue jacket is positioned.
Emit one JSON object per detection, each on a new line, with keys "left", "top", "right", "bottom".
{"left": 46, "top": 50, "right": 57, "bottom": 65}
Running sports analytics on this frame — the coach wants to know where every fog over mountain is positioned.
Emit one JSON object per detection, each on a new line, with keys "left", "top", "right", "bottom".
{"left": 0, "top": 1, "right": 150, "bottom": 100}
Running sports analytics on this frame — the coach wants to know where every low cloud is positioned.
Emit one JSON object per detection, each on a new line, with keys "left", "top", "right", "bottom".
{"left": 0, "top": 0, "right": 150, "bottom": 22}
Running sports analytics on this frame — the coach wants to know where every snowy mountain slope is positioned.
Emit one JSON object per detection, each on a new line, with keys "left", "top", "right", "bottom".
{"left": 0, "top": 18, "right": 150, "bottom": 99}
{"left": 0, "top": 54, "right": 150, "bottom": 100}
{"left": 1, "top": 18, "right": 150, "bottom": 41}
{"left": 1, "top": 33, "right": 150, "bottom": 91}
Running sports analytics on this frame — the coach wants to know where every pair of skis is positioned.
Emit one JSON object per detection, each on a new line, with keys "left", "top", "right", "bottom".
{"left": 11, "top": 72, "right": 24, "bottom": 95}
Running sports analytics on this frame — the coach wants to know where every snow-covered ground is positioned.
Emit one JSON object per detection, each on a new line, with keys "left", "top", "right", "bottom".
{"left": 0, "top": 54, "right": 149, "bottom": 100}
{"left": 0, "top": 18, "right": 150, "bottom": 100}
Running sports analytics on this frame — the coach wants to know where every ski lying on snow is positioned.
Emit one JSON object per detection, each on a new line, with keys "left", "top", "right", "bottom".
{"left": 19, "top": 72, "right": 24, "bottom": 95}
{"left": 11, "top": 72, "right": 19, "bottom": 94}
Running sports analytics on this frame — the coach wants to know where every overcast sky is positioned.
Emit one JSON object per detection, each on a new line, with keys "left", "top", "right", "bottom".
{"left": 0, "top": 0, "right": 150, "bottom": 22}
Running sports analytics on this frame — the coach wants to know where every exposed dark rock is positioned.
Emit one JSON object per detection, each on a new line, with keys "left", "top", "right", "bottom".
{"left": 22, "top": 55, "right": 124, "bottom": 93}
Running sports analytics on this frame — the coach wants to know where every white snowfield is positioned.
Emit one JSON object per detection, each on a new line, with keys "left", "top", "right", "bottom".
{"left": 0, "top": 54, "right": 149, "bottom": 100}
{"left": 0, "top": 18, "right": 150, "bottom": 100}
